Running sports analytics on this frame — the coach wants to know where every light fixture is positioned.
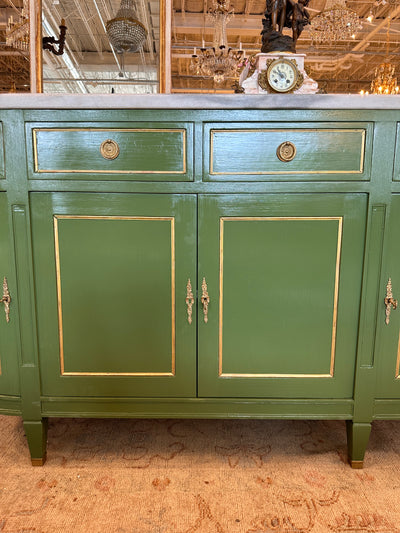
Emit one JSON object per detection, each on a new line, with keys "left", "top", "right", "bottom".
{"left": 6, "top": 0, "right": 29, "bottom": 51}
{"left": 371, "top": 63, "right": 399, "bottom": 94}
{"left": 190, "top": 0, "right": 244, "bottom": 84}
{"left": 106, "top": 0, "right": 147, "bottom": 54}
{"left": 310, "top": 0, "right": 362, "bottom": 45}
{"left": 371, "top": 17, "right": 399, "bottom": 95}
{"left": 43, "top": 19, "right": 67, "bottom": 56}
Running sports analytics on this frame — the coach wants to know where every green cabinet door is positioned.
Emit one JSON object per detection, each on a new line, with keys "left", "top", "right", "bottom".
{"left": 30, "top": 193, "right": 196, "bottom": 398}
{"left": 0, "top": 193, "right": 19, "bottom": 397}
{"left": 376, "top": 195, "right": 400, "bottom": 398}
{"left": 198, "top": 194, "right": 367, "bottom": 398}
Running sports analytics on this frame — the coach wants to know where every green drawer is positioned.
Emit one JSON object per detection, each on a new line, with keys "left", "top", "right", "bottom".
{"left": 28, "top": 123, "right": 193, "bottom": 181}
{"left": 204, "top": 123, "right": 372, "bottom": 181}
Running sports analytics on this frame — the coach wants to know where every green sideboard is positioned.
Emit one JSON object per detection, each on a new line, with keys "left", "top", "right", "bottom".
{"left": 1, "top": 95, "right": 400, "bottom": 467}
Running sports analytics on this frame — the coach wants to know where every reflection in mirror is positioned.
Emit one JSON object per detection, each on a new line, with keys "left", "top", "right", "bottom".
{"left": 0, "top": 0, "right": 30, "bottom": 92}
{"left": 41, "top": 0, "right": 161, "bottom": 93}
{"left": 171, "top": 0, "right": 400, "bottom": 94}
{"left": 1, "top": 0, "right": 400, "bottom": 94}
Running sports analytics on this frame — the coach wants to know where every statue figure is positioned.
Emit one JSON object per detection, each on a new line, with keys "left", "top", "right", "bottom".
{"left": 291, "top": 0, "right": 310, "bottom": 42}
{"left": 261, "top": 0, "right": 310, "bottom": 53}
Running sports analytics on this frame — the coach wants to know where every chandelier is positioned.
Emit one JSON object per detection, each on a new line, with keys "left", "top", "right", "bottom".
{"left": 6, "top": 0, "right": 29, "bottom": 51}
{"left": 370, "top": 17, "right": 399, "bottom": 94}
{"left": 190, "top": 0, "right": 244, "bottom": 84}
{"left": 310, "top": 0, "right": 362, "bottom": 45}
{"left": 371, "top": 62, "right": 399, "bottom": 94}
{"left": 106, "top": 0, "right": 147, "bottom": 54}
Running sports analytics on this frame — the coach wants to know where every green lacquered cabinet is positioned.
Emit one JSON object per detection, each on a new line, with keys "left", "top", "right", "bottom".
{"left": 0, "top": 193, "right": 19, "bottom": 399}
{"left": 198, "top": 194, "right": 367, "bottom": 398}
{"left": 3, "top": 102, "right": 400, "bottom": 468}
{"left": 30, "top": 192, "right": 197, "bottom": 398}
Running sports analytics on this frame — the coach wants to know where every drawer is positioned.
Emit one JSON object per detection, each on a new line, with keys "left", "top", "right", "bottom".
{"left": 28, "top": 123, "right": 193, "bottom": 181}
{"left": 204, "top": 123, "right": 372, "bottom": 181}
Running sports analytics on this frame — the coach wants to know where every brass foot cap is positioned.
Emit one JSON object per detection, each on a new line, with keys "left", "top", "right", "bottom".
{"left": 350, "top": 460, "right": 363, "bottom": 469}
{"left": 31, "top": 455, "right": 46, "bottom": 467}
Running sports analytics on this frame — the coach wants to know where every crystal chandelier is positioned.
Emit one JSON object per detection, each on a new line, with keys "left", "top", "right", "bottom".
{"left": 310, "top": 0, "right": 362, "bottom": 45}
{"left": 6, "top": 0, "right": 29, "bottom": 51}
{"left": 190, "top": 0, "right": 244, "bottom": 84}
{"left": 106, "top": 0, "right": 147, "bottom": 54}
{"left": 371, "top": 62, "right": 399, "bottom": 94}
{"left": 370, "top": 18, "right": 399, "bottom": 94}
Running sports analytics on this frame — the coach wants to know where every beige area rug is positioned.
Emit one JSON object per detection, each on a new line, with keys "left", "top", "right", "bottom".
{"left": 0, "top": 416, "right": 399, "bottom": 532}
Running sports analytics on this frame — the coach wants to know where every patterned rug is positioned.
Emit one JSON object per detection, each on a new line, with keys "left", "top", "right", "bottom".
{"left": 0, "top": 415, "right": 398, "bottom": 532}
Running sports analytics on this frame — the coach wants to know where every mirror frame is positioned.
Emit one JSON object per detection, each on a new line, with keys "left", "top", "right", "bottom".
{"left": 30, "top": 0, "right": 171, "bottom": 94}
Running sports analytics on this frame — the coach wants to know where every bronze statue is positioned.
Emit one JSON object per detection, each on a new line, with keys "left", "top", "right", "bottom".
{"left": 261, "top": 0, "right": 310, "bottom": 53}
{"left": 291, "top": 0, "right": 310, "bottom": 42}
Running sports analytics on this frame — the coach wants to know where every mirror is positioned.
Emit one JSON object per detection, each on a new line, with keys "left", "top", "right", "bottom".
{"left": 0, "top": 0, "right": 30, "bottom": 92}
{"left": 41, "top": 0, "right": 164, "bottom": 94}
{"left": 170, "top": 0, "right": 400, "bottom": 94}
{"left": 0, "top": 0, "right": 400, "bottom": 94}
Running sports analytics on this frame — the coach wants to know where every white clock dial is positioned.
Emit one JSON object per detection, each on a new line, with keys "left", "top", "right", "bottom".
{"left": 267, "top": 60, "right": 298, "bottom": 93}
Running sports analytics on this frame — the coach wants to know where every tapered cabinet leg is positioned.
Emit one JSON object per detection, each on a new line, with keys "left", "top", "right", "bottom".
{"left": 23, "top": 419, "right": 48, "bottom": 466}
{"left": 346, "top": 421, "right": 371, "bottom": 469}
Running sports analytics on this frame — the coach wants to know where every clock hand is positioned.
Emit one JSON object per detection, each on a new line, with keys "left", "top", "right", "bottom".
{"left": 276, "top": 67, "right": 285, "bottom": 79}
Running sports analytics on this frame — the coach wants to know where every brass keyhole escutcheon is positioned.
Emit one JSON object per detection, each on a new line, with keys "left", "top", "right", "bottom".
{"left": 277, "top": 141, "right": 297, "bottom": 162}
{"left": 201, "top": 277, "right": 210, "bottom": 323}
{"left": 385, "top": 277, "right": 398, "bottom": 325}
{"left": 0, "top": 277, "right": 10, "bottom": 323}
{"left": 100, "top": 139, "right": 120, "bottom": 160}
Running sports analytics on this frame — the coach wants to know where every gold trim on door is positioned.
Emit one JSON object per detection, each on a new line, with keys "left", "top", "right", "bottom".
{"left": 395, "top": 330, "right": 400, "bottom": 379}
{"left": 218, "top": 216, "right": 343, "bottom": 378}
{"left": 209, "top": 129, "right": 366, "bottom": 175}
{"left": 33, "top": 128, "right": 187, "bottom": 174}
{"left": 54, "top": 215, "right": 175, "bottom": 377}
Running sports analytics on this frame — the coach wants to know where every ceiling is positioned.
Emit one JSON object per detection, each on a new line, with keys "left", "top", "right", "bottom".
{"left": 1, "top": 0, "right": 400, "bottom": 93}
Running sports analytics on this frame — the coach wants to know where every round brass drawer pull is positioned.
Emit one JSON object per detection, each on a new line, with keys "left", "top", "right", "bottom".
{"left": 100, "top": 139, "right": 120, "bottom": 160}
{"left": 277, "top": 141, "right": 296, "bottom": 162}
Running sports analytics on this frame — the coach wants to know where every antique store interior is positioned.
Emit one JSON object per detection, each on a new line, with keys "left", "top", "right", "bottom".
{"left": 1, "top": 0, "right": 400, "bottom": 94}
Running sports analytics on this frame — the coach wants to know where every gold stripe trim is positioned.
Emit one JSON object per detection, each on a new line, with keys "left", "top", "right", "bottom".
{"left": 220, "top": 373, "right": 333, "bottom": 378}
{"left": 218, "top": 216, "right": 343, "bottom": 378}
{"left": 33, "top": 128, "right": 186, "bottom": 175}
{"left": 210, "top": 129, "right": 365, "bottom": 175}
{"left": 54, "top": 215, "right": 175, "bottom": 377}
{"left": 395, "top": 329, "right": 400, "bottom": 379}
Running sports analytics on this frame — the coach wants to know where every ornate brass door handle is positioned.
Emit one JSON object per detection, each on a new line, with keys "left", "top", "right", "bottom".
{"left": 186, "top": 278, "right": 194, "bottom": 324}
{"left": 0, "top": 277, "right": 10, "bottom": 323}
{"left": 385, "top": 277, "right": 398, "bottom": 325}
{"left": 201, "top": 277, "right": 210, "bottom": 323}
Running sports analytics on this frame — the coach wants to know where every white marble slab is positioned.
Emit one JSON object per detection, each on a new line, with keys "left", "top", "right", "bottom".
{"left": 1, "top": 93, "right": 400, "bottom": 110}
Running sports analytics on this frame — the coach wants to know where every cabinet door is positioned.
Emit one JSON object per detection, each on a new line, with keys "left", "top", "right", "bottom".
{"left": 376, "top": 195, "right": 400, "bottom": 398}
{"left": 0, "top": 193, "right": 19, "bottom": 396}
{"left": 31, "top": 193, "right": 196, "bottom": 397}
{"left": 198, "top": 194, "right": 367, "bottom": 398}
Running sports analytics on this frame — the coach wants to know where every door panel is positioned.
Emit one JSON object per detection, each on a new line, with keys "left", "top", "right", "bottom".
{"left": 376, "top": 195, "right": 400, "bottom": 397}
{"left": 31, "top": 193, "right": 196, "bottom": 397}
{"left": 0, "top": 193, "right": 19, "bottom": 396}
{"left": 198, "top": 194, "right": 367, "bottom": 398}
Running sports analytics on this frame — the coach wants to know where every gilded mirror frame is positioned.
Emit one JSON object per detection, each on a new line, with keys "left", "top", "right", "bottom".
{"left": 30, "top": 0, "right": 171, "bottom": 94}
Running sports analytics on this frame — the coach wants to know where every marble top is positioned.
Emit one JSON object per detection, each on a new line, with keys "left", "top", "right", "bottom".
{"left": 1, "top": 93, "right": 400, "bottom": 110}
